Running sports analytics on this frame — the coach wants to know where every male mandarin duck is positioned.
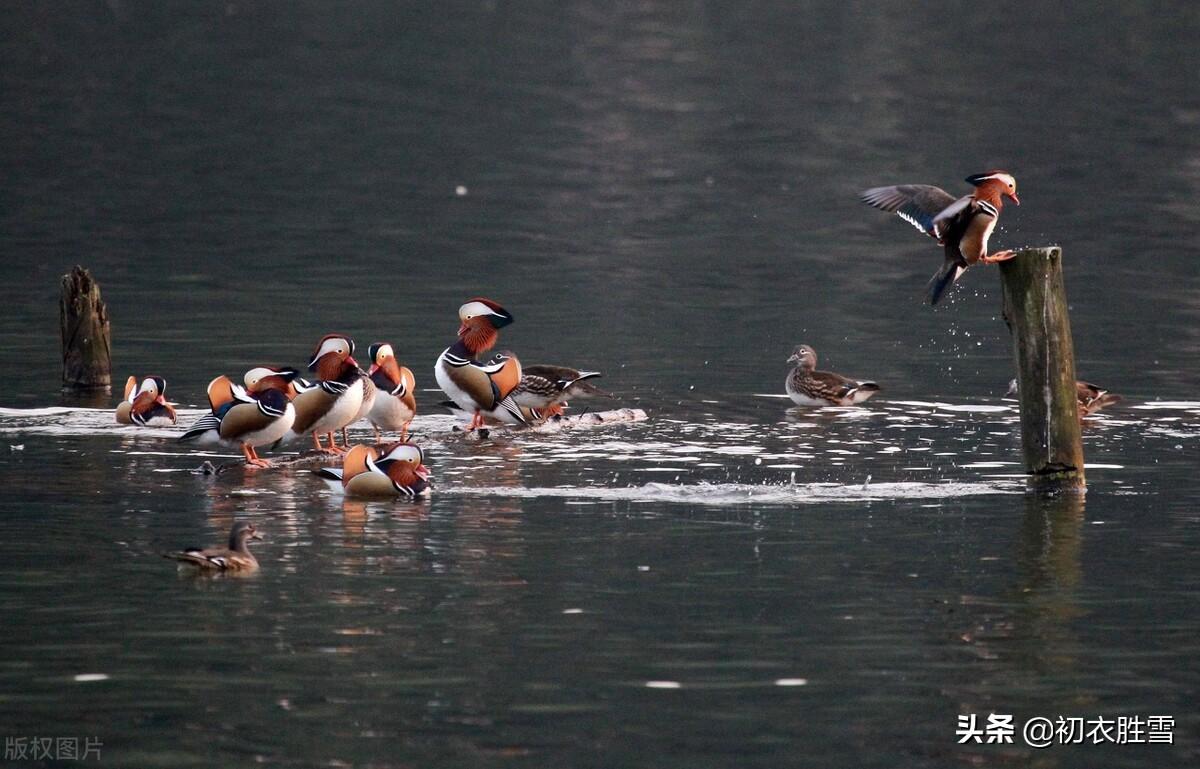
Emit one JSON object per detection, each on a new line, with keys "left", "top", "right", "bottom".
{"left": 243, "top": 365, "right": 304, "bottom": 399}
{"left": 860, "top": 171, "right": 1020, "bottom": 304}
{"left": 164, "top": 521, "right": 262, "bottom": 572}
{"left": 346, "top": 372, "right": 376, "bottom": 449}
{"left": 512, "top": 364, "right": 611, "bottom": 418}
{"left": 786, "top": 345, "right": 881, "bottom": 406}
{"left": 179, "top": 373, "right": 296, "bottom": 467}
{"left": 367, "top": 342, "right": 417, "bottom": 441}
{"left": 289, "top": 334, "right": 365, "bottom": 453}
{"left": 315, "top": 442, "right": 431, "bottom": 498}
{"left": 1005, "top": 379, "right": 1122, "bottom": 420}
{"left": 114, "top": 375, "right": 177, "bottom": 426}
{"left": 435, "top": 299, "right": 527, "bottom": 430}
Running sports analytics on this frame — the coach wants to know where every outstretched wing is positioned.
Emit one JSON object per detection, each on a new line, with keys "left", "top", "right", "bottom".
{"left": 860, "top": 184, "right": 959, "bottom": 239}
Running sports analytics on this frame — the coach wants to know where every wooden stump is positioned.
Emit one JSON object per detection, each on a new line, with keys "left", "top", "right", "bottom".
{"left": 999, "top": 247, "right": 1085, "bottom": 490}
{"left": 60, "top": 266, "right": 112, "bottom": 393}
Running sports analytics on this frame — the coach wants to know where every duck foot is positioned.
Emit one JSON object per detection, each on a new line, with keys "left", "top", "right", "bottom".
{"left": 981, "top": 249, "right": 1016, "bottom": 264}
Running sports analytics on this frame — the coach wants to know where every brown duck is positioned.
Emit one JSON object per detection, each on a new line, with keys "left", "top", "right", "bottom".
{"left": 786, "top": 345, "right": 881, "bottom": 406}
{"left": 164, "top": 521, "right": 262, "bottom": 572}
{"left": 861, "top": 171, "right": 1020, "bottom": 304}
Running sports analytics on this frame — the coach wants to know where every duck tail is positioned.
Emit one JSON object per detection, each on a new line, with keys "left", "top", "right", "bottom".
{"left": 926, "top": 261, "right": 965, "bottom": 305}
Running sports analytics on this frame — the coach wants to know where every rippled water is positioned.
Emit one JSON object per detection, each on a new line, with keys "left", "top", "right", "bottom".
{"left": 2, "top": 1, "right": 1199, "bottom": 767}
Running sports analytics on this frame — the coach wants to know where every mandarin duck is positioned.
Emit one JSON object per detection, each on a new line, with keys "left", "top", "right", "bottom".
{"left": 435, "top": 299, "right": 527, "bottom": 430}
{"left": 1005, "top": 378, "right": 1123, "bottom": 420}
{"left": 243, "top": 365, "right": 304, "bottom": 399}
{"left": 860, "top": 171, "right": 1020, "bottom": 304}
{"left": 367, "top": 342, "right": 417, "bottom": 441}
{"left": 315, "top": 442, "right": 431, "bottom": 498}
{"left": 114, "top": 375, "right": 177, "bottom": 426}
{"left": 512, "top": 364, "right": 611, "bottom": 418}
{"left": 164, "top": 520, "right": 262, "bottom": 572}
{"left": 179, "top": 373, "right": 296, "bottom": 467}
{"left": 288, "top": 334, "right": 365, "bottom": 454}
{"left": 345, "top": 370, "right": 376, "bottom": 449}
{"left": 786, "top": 345, "right": 880, "bottom": 406}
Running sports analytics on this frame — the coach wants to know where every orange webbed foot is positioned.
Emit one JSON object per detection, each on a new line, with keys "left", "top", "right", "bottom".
{"left": 981, "top": 249, "right": 1016, "bottom": 264}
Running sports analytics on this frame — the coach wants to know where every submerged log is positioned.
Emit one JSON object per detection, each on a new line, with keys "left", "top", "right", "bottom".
{"left": 60, "top": 266, "right": 112, "bottom": 393}
{"left": 209, "top": 408, "right": 650, "bottom": 473}
{"left": 999, "top": 247, "right": 1085, "bottom": 490}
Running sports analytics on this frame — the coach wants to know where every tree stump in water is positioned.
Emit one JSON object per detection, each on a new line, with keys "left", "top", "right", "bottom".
{"left": 60, "top": 266, "right": 112, "bottom": 393}
{"left": 999, "top": 247, "right": 1085, "bottom": 490}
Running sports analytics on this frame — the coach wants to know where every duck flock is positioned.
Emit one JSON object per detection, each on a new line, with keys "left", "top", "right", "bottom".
{"left": 142, "top": 170, "right": 1122, "bottom": 571}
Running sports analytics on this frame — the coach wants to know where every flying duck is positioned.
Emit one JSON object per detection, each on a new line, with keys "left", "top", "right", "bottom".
{"left": 114, "top": 375, "right": 177, "bottom": 426}
{"left": 512, "top": 364, "right": 611, "bottom": 418}
{"left": 163, "top": 521, "right": 262, "bottom": 572}
{"left": 434, "top": 299, "right": 527, "bottom": 430}
{"left": 289, "top": 334, "right": 365, "bottom": 453}
{"left": 179, "top": 373, "right": 296, "bottom": 467}
{"left": 786, "top": 345, "right": 881, "bottom": 406}
{"left": 315, "top": 442, "right": 431, "bottom": 498}
{"left": 367, "top": 342, "right": 417, "bottom": 441}
{"left": 860, "top": 171, "right": 1020, "bottom": 304}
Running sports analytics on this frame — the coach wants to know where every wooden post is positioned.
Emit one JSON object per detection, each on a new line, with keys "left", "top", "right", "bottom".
{"left": 60, "top": 266, "right": 112, "bottom": 393}
{"left": 999, "top": 247, "right": 1085, "bottom": 490}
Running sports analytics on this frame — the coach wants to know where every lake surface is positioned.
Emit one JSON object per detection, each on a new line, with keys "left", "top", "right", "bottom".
{"left": 1, "top": 2, "right": 1198, "bottom": 767}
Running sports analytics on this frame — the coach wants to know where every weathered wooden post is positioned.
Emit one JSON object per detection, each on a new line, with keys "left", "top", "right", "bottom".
{"left": 60, "top": 266, "right": 112, "bottom": 393}
{"left": 999, "top": 247, "right": 1085, "bottom": 490}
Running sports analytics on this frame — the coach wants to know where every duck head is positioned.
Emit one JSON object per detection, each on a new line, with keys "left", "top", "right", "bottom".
{"left": 367, "top": 342, "right": 403, "bottom": 379}
{"left": 130, "top": 376, "right": 169, "bottom": 416}
{"left": 457, "top": 298, "right": 513, "bottom": 355}
{"left": 308, "top": 335, "right": 358, "bottom": 380}
{"left": 376, "top": 441, "right": 432, "bottom": 485}
{"left": 787, "top": 345, "right": 817, "bottom": 370}
{"left": 966, "top": 170, "right": 1019, "bottom": 206}
{"left": 244, "top": 365, "right": 302, "bottom": 397}
{"left": 228, "top": 521, "right": 263, "bottom": 550}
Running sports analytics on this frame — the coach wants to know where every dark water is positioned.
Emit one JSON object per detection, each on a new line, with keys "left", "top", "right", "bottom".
{"left": 1, "top": 2, "right": 1198, "bottom": 767}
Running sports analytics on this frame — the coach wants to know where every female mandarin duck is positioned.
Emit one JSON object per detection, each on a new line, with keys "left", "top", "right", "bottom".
{"left": 164, "top": 520, "right": 262, "bottom": 572}
{"left": 367, "top": 343, "right": 417, "bottom": 441}
{"left": 1006, "top": 378, "right": 1122, "bottom": 420}
{"left": 289, "top": 334, "right": 365, "bottom": 453}
{"left": 435, "top": 298, "right": 526, "bottom": 430}
{"left": 115, "top": 375, "right": 177, "bottom": 426}
{"left": 316, "top": 442, "right": 431, "bottom": 498}
{"left": 512, "top": 364, "right": 610, "bottom": 418}
{"left": 179, "top": 370, "right": 297, "bottom": 467}
{"left": 786, "top": 345, "right": 881, "bottom": 406}
{"left": 860, "top": 171, "right": 1020, "bottom": 304}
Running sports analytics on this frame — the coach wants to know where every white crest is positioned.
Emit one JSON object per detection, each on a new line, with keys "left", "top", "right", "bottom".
{"left": 313, "top": 336, "right": 350, "bottom": 360}
{"left": 243, "top": 367, "right": 276, "bottom": 388}
{"left": 459, "top": 301, "right": 501, "bottom": 321}
{"left": 380, "top": 443, "right": 422, "bottom": 464}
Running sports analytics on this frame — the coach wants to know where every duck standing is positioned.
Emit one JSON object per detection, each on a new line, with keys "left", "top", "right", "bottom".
{"left": 179, "top": 373, "right": 296, "bottom": 467}
{"left": 289, "top": 334, "right": 364, "bottom": 453}
{"left": 860, "top": 171, "right": 1020, "bottom": 304}
{"left": 163, "top": 521, "right": 262, "bottom": 573}
{"left": 367, "top": 343, "right": 417, "bottom": 441}
{"left": 785, "top": 345, "right": 880, "bottom": 406}
{"left": 435, "top": 299, "right": 526, "bottom": 430}
{"left": 115, "top": 376, "right": 177, "bottom": 426}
